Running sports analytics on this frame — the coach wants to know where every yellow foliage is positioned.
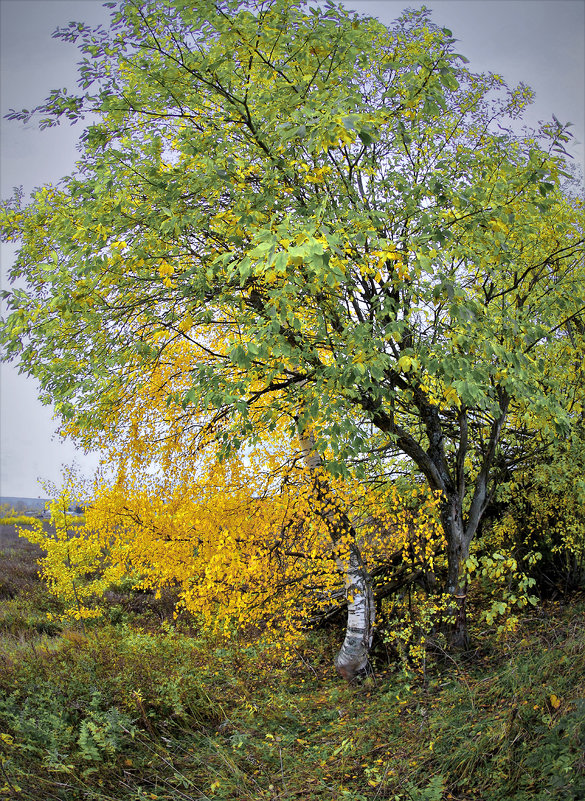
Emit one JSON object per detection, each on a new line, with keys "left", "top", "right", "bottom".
{"left": 46, "top": 343, "right": 446, "bottom": 647}
{"left": 79, "top": 448, "right": 441, "bottom": 646}
{"left": 18, "top": 480, "right": 124, "bottom": 627}
{"left": 0, "top": 513, "right": 38, "bottom": 526}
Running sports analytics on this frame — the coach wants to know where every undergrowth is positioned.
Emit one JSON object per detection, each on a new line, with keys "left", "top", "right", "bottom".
{"left": 0, "top": 545, "right": 583, "bottom": 800}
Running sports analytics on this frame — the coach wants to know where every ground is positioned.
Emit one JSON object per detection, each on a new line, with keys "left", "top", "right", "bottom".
{"left": 0, "top": 527, "right": 584, "bottom": 801}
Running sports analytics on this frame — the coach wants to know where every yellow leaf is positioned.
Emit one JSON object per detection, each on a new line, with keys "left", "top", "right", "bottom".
{"left": 550, "top": 694, "right": 561, "bottom": 709}
{"left": 158, "top": 260, "right": 174, "bottom": 278}
{"left": 443, "top": 385, "right": 461, "bottom": 408}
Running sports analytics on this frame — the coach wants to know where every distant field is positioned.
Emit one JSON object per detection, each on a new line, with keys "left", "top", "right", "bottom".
{"left": 0, "top": 497, "right": 49, "bottom": 553}
{"left": 0, "top": 522, "right": 51, "bottom": 553}
{"left": 0, "top": 496, "right": 49, "bottom": 513}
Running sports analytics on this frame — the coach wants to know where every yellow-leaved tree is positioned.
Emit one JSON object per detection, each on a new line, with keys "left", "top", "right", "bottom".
{"left": 2, "top": 0, "right": 584, "bottom": 674}
{"left": 46, "top": 337, "right": 444, "bottom": 675}
{"left": 17, "top": 478, "right": 124, "bottom": 633}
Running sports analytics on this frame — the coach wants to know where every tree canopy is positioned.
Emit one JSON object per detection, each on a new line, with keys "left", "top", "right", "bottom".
{"left": 2, "top": 0, "right": 584, "bottom": 672}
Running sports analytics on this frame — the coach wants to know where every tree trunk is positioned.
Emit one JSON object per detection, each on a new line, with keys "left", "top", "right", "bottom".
{"left": 333, "top": 542, "right": 375, "bottom": 680}
{"left": 441, "top": 493, "right": 471, "bottom": 649}
{"left": 297, "top": 424, "right": 375, "bottom": 680}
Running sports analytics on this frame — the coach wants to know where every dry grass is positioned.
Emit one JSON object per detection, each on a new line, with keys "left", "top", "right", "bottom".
{"left": 0, "top": 534, "right": 583, "bottom": 801}
{"left": 0, "top": 524, "right": 44, "bottom": 601}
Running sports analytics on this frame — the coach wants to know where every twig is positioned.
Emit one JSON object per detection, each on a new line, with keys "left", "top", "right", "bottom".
{"left": 279, "top": 744, "right": 288, "bottom": 792}
{"left": 0, "top": 759, "right": 21, "bottom": 798}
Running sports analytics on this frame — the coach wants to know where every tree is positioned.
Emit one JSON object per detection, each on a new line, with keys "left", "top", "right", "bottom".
{"left": 40, "top": 336, "right": 444, "bottom": 676}
{"left": 23, "top": 350, "right": 443, "bottom": 673}
{"left": 486, "top": 421, "right": 585, "bottom": 599}
{"left": 2, "top": 0, "right": 584, "bottom": 669}
{"left": 18, "top": 478, "right": 124, "bottom": 634}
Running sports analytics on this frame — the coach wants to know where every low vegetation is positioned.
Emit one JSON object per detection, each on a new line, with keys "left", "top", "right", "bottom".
{"left": 1, "top": 534, "right": 583, "bottom": 801}
{"left": 1, "top": 0, "right": 584, "bottom": 797}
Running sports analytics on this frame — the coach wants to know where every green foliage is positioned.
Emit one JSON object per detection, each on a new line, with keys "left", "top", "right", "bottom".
{"left": 380, "top": 588, "right": 451, "bottom": 667}
{"left": 0, "top": 684, "right": 136, "bottom": 767}
{"left": 1, "top": 538, "right": 584, "bottom": 801}
{"left": 427, "top": 614, "right": 585, "bottom": 800}
{"left": 1, "top": 605, "right": 584, "bottom": 800}
{"left": 2, "top": 471, "right": 584, "bottom": 801}
{"left": 1, "top": 0, "right": 583, "bottom": 649}
{"left": 465, "top": 548, "right": 538, "bottom": 632}
{"left": 0, "top": 595, "right": 62, "bottom": 638}
{"left": 492, "top": 428, "right": 585, "bottom": 598}
{"left": 0, "top": 542, "right": 64, "bottom": 638}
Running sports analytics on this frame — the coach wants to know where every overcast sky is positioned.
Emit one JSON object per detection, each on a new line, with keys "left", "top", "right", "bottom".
{"left": 1, "top": 0, "right": 584, "bottom": 498}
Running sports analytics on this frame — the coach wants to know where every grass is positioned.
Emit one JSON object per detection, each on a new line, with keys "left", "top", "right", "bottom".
{"left": 0, "top": 541, "right": 584, "bottom": 801}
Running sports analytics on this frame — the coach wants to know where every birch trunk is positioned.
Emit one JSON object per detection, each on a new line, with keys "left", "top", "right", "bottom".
{"left": 297, "top": 425, "right": 375, "bottom": 680}
{"left": 333, "top": 542, "right": 376, "bottom": 680}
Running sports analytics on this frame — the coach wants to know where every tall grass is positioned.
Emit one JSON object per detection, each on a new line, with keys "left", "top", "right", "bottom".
{"left": 0, "top": 542, "right": 583, "bottom": 800}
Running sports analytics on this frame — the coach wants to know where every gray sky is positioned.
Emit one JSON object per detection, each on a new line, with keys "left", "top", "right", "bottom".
{"left": 1, "top": 0, "right": 584, "bottom": 498}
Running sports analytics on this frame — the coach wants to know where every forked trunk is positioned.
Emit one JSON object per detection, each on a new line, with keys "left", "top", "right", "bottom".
{"left": 297, "top": 424, "right": 375, "bottom": 680}
{"left": 440, "top": 396, "right": 508, "bottom": 648}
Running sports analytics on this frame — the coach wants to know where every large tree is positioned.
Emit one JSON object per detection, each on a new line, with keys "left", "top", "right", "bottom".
{"left": 2, "top": 0, "right": 584, "bottom": 670}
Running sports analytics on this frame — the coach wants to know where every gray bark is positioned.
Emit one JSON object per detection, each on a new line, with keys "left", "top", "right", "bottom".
{"left": 442, "top": 495, "right": 472, "bottom": 648}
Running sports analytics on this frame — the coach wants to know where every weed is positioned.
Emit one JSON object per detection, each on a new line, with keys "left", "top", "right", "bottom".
{"left": 0, "top": 541, "right": 583, "bottom": 800}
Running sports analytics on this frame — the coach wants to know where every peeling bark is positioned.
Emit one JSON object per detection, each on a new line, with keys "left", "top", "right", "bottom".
{"left": 333, "top": 542, "right": 376, "bottom": 680}
{"left": 297, "top": 424, "right": 375, "bottom": 680}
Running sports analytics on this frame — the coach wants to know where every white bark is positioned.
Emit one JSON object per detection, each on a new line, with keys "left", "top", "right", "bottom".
{"left": 333, "top": 543, "right": 376, "bottom": 680}
{"left": 297, "top": 424, "right": 375, "bottom": 680}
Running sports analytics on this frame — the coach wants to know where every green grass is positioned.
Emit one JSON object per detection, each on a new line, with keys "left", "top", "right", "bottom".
{"left": 0, "top": 544, "right": 583, "bottom": 801}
